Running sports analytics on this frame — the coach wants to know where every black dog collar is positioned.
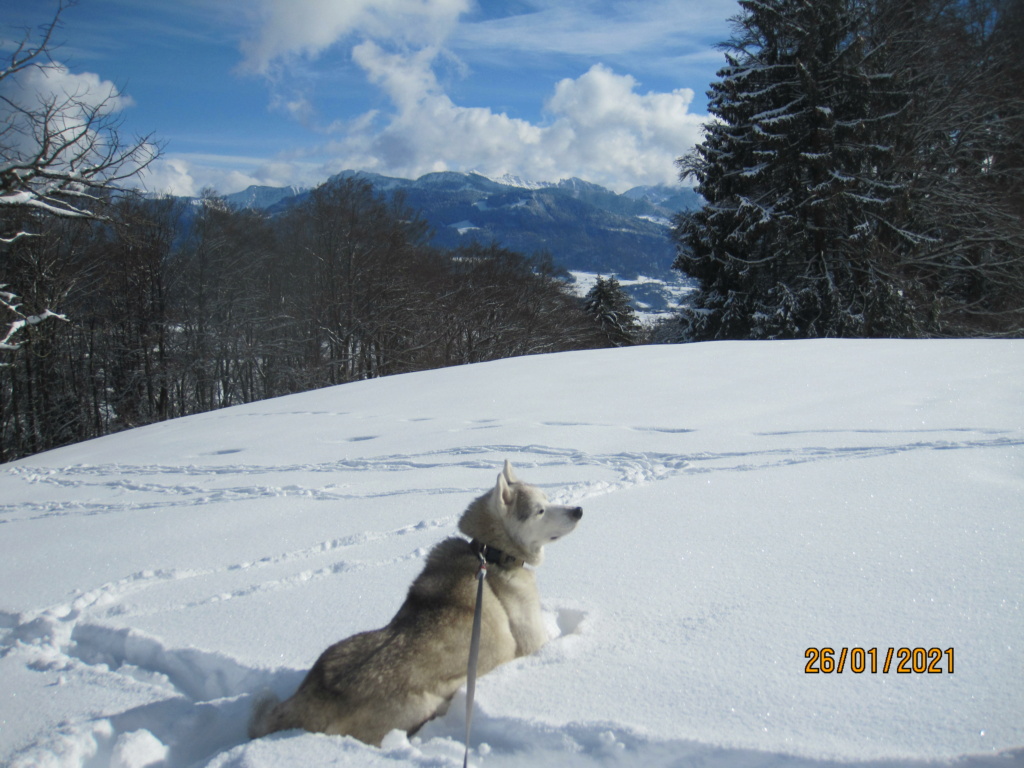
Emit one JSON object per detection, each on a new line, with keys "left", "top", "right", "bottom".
{"left": 471, "top": 539, "right": 523, "bottom": 568}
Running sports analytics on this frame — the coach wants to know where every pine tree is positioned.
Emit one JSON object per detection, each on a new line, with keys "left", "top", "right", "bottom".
{"left": 583, "top": 276, "right": 642, "bottom": 346}
{"left": 674, "top": 0, "right": 920, "bottom": 340}
{"left": 675, "top": 0, "right": 1024, "bottom": 339}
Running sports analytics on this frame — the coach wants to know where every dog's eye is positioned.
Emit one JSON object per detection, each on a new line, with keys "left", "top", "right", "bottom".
{"left": 536, "top": 507, "right": 545, "bottom": 516}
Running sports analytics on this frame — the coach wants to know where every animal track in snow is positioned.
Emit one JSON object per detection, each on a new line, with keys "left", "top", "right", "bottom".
{"left": 8, "top": 429, "right": 1017, "bottom": 525}
{"left": 631, "top": 425, "right": 696, "bottom": 434}
{"left": 553, "top": 606, "right": 588, "bottom": 638}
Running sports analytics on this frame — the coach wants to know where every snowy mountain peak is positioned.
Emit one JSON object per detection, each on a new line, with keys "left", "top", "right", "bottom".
{"left": 489, "top": 172, "right": 556, "bottom": 190}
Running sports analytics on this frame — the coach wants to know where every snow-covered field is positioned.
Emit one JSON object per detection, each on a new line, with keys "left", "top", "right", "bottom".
{"left": 568, "top": 270, "right": 698, "bottom": 323}
{"left": 1, "top": 340, "right": 1021, "bottom": 768}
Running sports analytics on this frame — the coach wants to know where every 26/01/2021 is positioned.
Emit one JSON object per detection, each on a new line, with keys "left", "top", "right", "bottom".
{"left": 804, "top": 647, "right": 955, "bottom": 674}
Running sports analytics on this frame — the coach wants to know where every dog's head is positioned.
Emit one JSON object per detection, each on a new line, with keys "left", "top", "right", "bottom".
{"left": 460, "top": 460, "right": 582, "bottom": 563}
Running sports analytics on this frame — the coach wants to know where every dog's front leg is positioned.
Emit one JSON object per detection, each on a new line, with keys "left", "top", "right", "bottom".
{"left": 491, "top": 570, "right": 549, "bottom": 656}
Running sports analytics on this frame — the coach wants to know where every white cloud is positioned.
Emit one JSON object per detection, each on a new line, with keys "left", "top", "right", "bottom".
{"left": 353, "top": 42, "right": 447, "bottom": 111}
{"left": 138, "top": 154, "right": 327, "bottom": 198}
{"left": 457, "top": 0, "right": 728, "bottom": 56}
{"left": 19, "top": 64, "right": 135, "bottom": 112}
{"left": 0, "top": 61, "right": 168, "bottom": 201}
{"left": 239, "top": 0, "right": 471, "bottom": 74}
{"left": 0, "top": 62, "right": 134, "bottom": 159}
{"left": 543, "top": 65, "right": 702, "bottom": 187}
{"left": 315, "top": 54, "right": 701, "bottom": 191}
{"left": 139, "top": 157, "right": 205, "bottom": 197}
{"left": 228, "top": 0, "right": 709, "bottom": 192}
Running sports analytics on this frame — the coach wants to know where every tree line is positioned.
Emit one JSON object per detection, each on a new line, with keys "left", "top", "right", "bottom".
{"left": 1, "top": 179, "right": 617, "bottom": 461}
{"left": 674, "top": 0, "right": 1024, "bottom": 339}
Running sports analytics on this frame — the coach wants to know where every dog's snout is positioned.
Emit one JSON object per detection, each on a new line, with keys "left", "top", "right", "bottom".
{"left": 570, "top": 506, "right": 583, "bottom": 520}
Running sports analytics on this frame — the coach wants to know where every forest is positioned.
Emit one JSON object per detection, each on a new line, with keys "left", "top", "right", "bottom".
{"left": 0, "top": 180, "right": 628, "bottom": 462}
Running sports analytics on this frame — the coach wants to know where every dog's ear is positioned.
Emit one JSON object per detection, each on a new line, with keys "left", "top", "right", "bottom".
{"left": 502, "top": 459, "right": 519, "bottom": 485}
{"left": 494, "top": 470, "right": 515, "bottom": 512}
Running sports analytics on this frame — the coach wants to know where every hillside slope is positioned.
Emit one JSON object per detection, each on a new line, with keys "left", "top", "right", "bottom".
{"left": 1, "top": 341, "right": 1021, "bottom": 768}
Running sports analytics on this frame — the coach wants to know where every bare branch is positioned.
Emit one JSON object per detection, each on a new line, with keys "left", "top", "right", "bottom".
{"left": 0, "top": 283, "right": 68, "bottom": 352}
{"left": 0, "top": 0, "right": 73, "bottom": 82}
{"left": 2, "top": 0, "right": 161, "bottom": 353}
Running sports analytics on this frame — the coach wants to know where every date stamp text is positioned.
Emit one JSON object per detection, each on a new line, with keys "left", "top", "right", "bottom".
{"left": 804, "top": 647, "right": 954, "bottom": 674}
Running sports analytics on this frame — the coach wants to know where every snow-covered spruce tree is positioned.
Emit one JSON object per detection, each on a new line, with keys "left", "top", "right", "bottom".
{"left": 583, "top": 276, "right": 643, "bottom": 346}
{"left": 674, "top": 0, "right": 921, "bottom": 340}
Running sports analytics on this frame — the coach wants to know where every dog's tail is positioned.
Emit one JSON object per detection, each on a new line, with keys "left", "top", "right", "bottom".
{"left": 247, "top": 689, "right": 282, "bottom": 739}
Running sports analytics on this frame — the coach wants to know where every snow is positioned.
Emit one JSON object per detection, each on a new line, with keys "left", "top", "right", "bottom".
{"left": 636, "top": 214, "right": 673, "bottom": 227}
{"left": 448, "top": 220, "right": 481, "bottom": 235}
{"left": 488, "top": 173, "right": 555, "bottom": 191}
{"left": 568, "top": 270, "right": 698, "bottom": 323}
{"left": 1, "top": 340, "right": 1022, "bottom": 768}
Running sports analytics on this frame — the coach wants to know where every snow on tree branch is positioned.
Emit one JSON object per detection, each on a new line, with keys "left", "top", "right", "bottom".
{"left": 0, "top": 283, "right": 67, "bottom": 355}
{"left": 1, "top": 0, "right": 162, "bottom": 353}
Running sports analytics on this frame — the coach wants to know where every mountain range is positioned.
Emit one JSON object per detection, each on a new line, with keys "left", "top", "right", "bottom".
{"left": 223, "top": 171, "right": 700, "bottom": 280}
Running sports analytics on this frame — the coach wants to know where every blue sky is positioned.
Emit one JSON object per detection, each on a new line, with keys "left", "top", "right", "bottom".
{"left": 2, "top": 0, "right": 737, "bottom": 195}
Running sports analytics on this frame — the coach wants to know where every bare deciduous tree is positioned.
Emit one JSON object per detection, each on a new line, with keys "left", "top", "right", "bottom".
{"left": 1, "top": 0, "right": 161, "bottom": 353}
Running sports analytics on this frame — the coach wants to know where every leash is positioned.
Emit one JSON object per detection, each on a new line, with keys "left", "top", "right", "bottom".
{"left": 463, "top": 544, "right": 488, "bottom": 768}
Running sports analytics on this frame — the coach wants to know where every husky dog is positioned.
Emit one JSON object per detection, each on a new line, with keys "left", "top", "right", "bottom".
{"left": 248, "top": 460, "right": 582, "bottom": 746}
